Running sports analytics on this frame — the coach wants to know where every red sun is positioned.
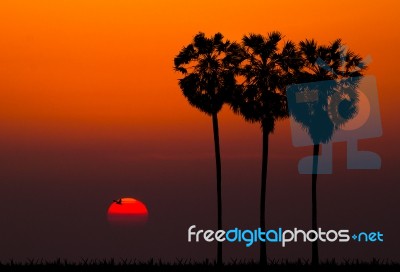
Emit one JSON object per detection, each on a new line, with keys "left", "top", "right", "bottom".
{"left": 107, "top": 197, "right": 149, "bottom": 226}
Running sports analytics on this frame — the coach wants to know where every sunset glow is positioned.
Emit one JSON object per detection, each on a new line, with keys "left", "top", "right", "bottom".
{"left": 0, "top": 0, "right": 398, "bottom": 263}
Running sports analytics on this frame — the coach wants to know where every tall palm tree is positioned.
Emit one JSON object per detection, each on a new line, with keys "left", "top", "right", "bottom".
{"left": 174, "top": 32, "right": 243, "bottom": 266}
{"left": 288, "top": 39, "right": 366, "bottom": 265}
{"left": 229, "top": 32, "right": 302, "bottom": 265}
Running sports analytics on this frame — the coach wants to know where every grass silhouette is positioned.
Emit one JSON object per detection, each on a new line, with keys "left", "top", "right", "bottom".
{"left": 0, "top": 258, "right": 398, "bottom": 271}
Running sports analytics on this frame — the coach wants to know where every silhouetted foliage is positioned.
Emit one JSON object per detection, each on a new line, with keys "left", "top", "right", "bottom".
{"left": 287, "top": 38, "right": 367, "bottom": 265}
{"left": 175, "top": 32, "right": 368, "bottom": 267}
{"left": 288, "top": 39, "right": 365, "bottom": 144}
{"left": 230, "top": 32, "right": 302, "bottom": 131}
{"left": 174, "top": 32, "right": 243, "bottom": 116}
{"left": 229, "top": 31, "right": 303, "bottom": 266}
{"left": 174, "top": 32, "right": 243, "bottom": 266}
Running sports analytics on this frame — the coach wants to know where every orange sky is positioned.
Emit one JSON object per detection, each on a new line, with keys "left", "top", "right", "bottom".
{"left": 0, "top": 0, "right": 399, "bottom": 147}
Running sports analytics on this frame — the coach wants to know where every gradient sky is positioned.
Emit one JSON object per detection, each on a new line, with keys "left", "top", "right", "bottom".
{"left": 0, "top": 0, "right": 399, "bottom": 262}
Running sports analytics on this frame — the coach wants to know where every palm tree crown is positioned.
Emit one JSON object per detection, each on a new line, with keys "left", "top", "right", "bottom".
{"left": 230, "top": 31, "right": 302, "bottom": 131}
{"left": 174, "top": 32, "right": 243, "bottom": 115}
{"left": 289, "top": 39, "right": 366, "bottom": 144}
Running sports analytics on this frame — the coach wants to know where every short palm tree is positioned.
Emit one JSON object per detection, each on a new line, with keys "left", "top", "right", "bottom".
{"left": 229, "top": 32, "right": 302, "bottom": 265}
{"left": 174, "top": 32, "right": 243, "bottom": 266}
{"left": 289, "top": 39, "right": 366, "bottom": 265}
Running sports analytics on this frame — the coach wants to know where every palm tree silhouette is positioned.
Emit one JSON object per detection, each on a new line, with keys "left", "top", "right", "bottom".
{"left": 229, "top": 32, "right": 302, "bottom": 265}
{"left": 289, "top": 39, "right": 366, "bottom": 265}
{"left": 174, "top": 32, "right": 243, "bottom": 266}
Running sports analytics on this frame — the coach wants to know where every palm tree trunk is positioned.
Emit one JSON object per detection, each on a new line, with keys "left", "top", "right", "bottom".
{"left": 311, "top": 143, "right": 320, "bottom": 266}
{"left": 212, "top": 113, "right": 223, "bottom": 266}
{"left": 260, "top": 127, "right": 269, "bottom": 266}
